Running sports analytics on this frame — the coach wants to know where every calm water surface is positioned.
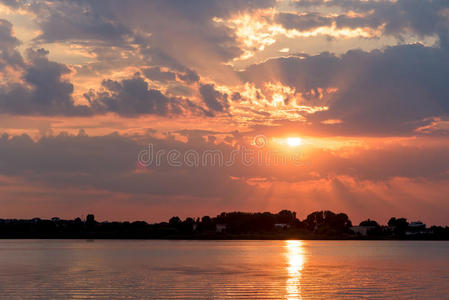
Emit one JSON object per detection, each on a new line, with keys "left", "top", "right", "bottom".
{"left": 0, "top": 240, "right": 448, "bottom": 299}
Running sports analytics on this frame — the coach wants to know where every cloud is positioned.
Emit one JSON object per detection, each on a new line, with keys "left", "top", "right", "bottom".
{"left": 2, "top": 130, "right": 448, "bottom": 189}
{"left": 0, "top": 28, "right": 91, "bottom": 116}
{"left": 0, "top": 19, "right": 209, "bottom": 117}
{"left": 0, "top": 19, "right": 93, "bottom": 115}
{"left": 0, "top": 0, "right": 19, "bottom": 8}
{"left": 275, "top": 12, "right": 333, "bottom": 31}
{"left": 34, "top": 1, "right": 131, "bottom": 44}
{"left": 0, "top": 131, "right": 448, "bottom": 222}
{"left": 142, "top": 67, "right": 177, "bottom": 82}
{"left": 3, "top": 0, "right": 279, "bottom": 83}
{"left": 85, "top": 76, "right": 188, "bottom": 117}
{"left": 199, "top": 84, "right": 229, "bottom": 115}
{"left": 0, "top": 19, "right": 23, "bottom": 70}
{"left": 178, "top": 69, "right": 200, "bottom": 83}
{"left": 0, "top": 131, "right": 251, "bottom": 198}
{"left": 242, "top": 44, "right": 449, "bottom": 135}
{"left": 293, "top": 0, "right": 449, "bottom": 43}
{"left": 142, "top": 66, "right": 200, "bottom": 84}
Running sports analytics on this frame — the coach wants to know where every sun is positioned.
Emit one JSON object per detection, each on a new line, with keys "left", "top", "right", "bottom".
{"left": 286, "top": 137, "right": 303, "bottom": 147}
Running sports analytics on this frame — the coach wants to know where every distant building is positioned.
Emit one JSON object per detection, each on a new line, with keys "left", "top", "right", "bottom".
{"left": 409, "top": 221, "right": 426, "bottom": 229}
{"left": 351, "top": 226, "right": 377, "bottom": 236}
{"left": 406, "top": 221, "right": 427, "bottom": 235}
{"left": 86, "top": 214, "right": 95, "bottom": 223}
{"left": 85, "top": 214, "right": 96, "bottom": 228}
{"left": 274, "top": 223, "right": 290, "bottom": 229}
{"left": 216, "top": 224, "right": 227, "bottom": 233}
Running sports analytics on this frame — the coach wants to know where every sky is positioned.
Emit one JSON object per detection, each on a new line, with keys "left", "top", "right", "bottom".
{"left": 0, "top": 0, "right": 448, "bottom": 225}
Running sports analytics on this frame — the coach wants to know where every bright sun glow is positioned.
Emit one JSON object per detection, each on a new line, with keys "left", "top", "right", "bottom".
{"left": 286, "top": 137, "right": 303, "bottom": 147}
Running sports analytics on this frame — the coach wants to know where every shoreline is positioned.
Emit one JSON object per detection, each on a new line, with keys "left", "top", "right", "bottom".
{"left": 1, "top": 236, "right": 448, "bottom": 241}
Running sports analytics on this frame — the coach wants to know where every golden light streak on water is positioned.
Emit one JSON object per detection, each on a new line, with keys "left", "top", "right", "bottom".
{"left": 285, "top": 240, "right": 305, "bottom": 300}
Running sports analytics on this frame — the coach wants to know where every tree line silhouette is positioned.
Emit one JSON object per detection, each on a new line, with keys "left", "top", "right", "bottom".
{"left": 0, "top": 210, "right": 448, "bottom": 239}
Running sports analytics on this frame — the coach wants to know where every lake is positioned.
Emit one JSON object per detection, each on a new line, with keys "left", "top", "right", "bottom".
{"left": 0, "top": 240, "right": 448, "bottom": 299}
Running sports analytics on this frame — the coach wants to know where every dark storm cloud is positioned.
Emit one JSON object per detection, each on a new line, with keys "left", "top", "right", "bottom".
{"left": 0, "top": 45, "right": 90, "bottom": 115}
{"left": 0, "top": 19, "right": 23, "bottom": 70}
{"left": 0, "top": 19, "right": 91, "bottom": 115}
{"left": 0, "top": 132, "right": 252, "bottom": 198}
{"left": 293, "top": 0, "right": 449, "bottom": 44}
{"left": 199, "top": 84, "right": 229, "bottom": 115}
{"left": 0, "top": 132, "right": 138, "bottom": 175}
{"left": 0, "top": 131, "right": 448, "bottom": 200}
{"left": 142, "top": 67, "right": 177, "bottom": 82}
{"left": 142, "top": 67, "right": 200, "bottom": 84}
{"left": 93, "top": 0, "right": 273, "bottom": 68}
{"left": 2, "top": 0, "right": 449, "bottom": 129}
{"left": 243, "top": 52, "right": 339, "bottom": 93}
{"left": 34, "top": 1, "right": 131, "bottom": 44}
{"left": 316, "top": 45, "right": 449, "bottom": 135}
{"left": 243, "top": 44, "right": 449, "bottom": 136}
{"left": 85, "top": 76, "right": 186, "bottom": 117}
{"left": 178, "top": 69, "right": 200, "bottom": 83}
{"left": 274, "top": 11, "right": 384, "bottom": 35}
{"left": 0, "top": 0, "right": 19, "bottom": 8}
{"left": 0, "top": 19, "right": 205, "bottom": 117}
{"left": 3, "top": 0, "right": 276, "bottom": 79}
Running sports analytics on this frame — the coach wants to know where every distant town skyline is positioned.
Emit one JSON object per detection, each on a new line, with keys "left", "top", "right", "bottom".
{"left": 2, "top": 210, "right": 447, "bottom": 239}
{"left": 1, "top": 0, "right": 449, "bottom": 225}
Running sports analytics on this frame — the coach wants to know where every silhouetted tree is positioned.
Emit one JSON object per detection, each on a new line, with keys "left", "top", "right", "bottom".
{"left": 169, "top": 216, "right": 181, "bottom": 226}
{"left": 388, "top": 217, "right": 409, "bottom": 236}
{"left": 276, "top": 210, "right": 297, "bottom": 224}
{"left": 359, "top": 219, "right": 382, "bottom": 236}
{"left": 304, "top": 211, "right": 352, "bottom": 235}
{"left": 86, "top": 214, "right": 96, "bottom": 229}
{"left": 1, "top": 210, "right": 446, "bottom": 239}
{"left": 199, "top": 216, "right": 215, "bottom": 231}
{"left": 359, "top": 219, "right": 379, "bottom": 227}
{"left": 387, "top": 217, "right": 397, "bottom": 227}
{"left": 181, "top": 217, "right": 195, "bottom": 233}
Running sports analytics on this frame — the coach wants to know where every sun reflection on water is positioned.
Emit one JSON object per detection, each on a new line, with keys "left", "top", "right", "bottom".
{"left": 285, "top": 240, "right": 305, "bottom": 300}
